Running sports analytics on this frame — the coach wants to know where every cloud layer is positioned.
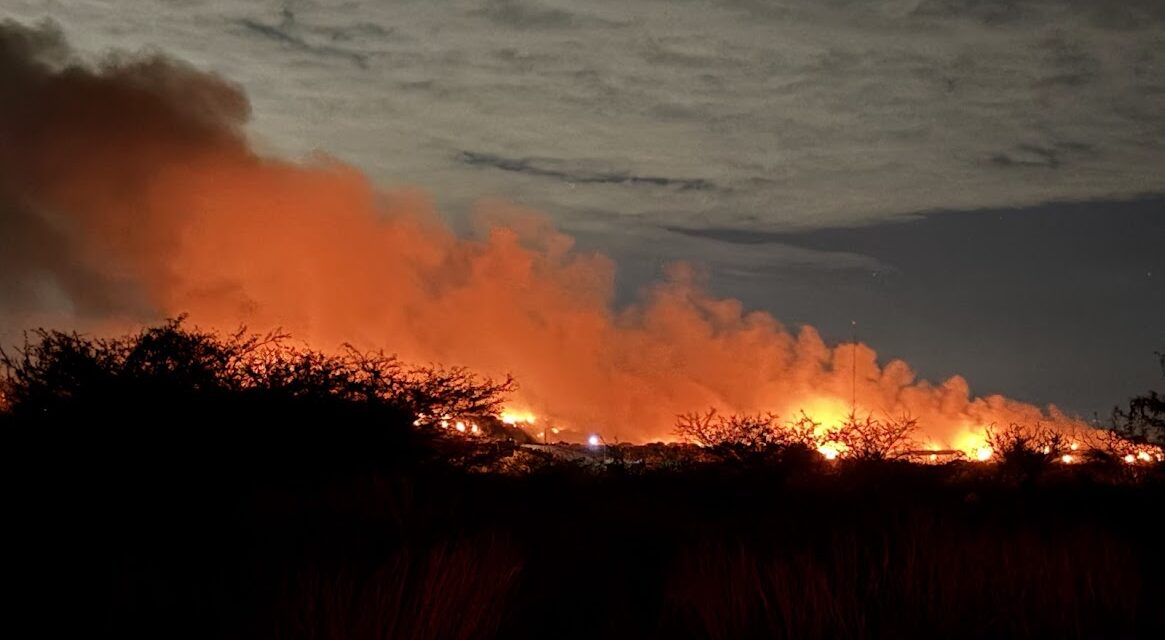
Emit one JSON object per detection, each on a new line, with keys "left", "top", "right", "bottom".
{"left": 6, "top": 0, "right": 1162, "bottom": 233}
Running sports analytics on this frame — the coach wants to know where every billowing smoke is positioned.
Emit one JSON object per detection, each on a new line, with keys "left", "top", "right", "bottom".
{"left": 0, "top": 19, "right": 1084, "bottom": 448}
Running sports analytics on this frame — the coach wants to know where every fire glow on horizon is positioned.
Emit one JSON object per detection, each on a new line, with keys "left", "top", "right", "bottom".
{"left": 425, "top": 404, "right": 1164, "bottom": 465}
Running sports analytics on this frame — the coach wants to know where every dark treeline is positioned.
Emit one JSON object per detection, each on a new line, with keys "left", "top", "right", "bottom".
{"left": 2, "top": 321, "right": 1163, "bottom": 639}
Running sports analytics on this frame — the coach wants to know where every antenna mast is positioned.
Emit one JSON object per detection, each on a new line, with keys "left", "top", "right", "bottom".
{"left": 851, "top": 320, "right": 857, "bottom": 416}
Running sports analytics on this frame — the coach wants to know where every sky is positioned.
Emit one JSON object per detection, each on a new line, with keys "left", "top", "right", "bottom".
{"left": 2, "top": 0, "right": 1163, "bottom": 420}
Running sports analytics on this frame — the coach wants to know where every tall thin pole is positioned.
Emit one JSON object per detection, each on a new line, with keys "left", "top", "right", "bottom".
{"left": 851, "top": 320, "right": 857, "bottom": 417}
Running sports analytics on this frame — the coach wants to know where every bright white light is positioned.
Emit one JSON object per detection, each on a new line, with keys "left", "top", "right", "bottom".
{"left": 1061, "top": 454, "right": 1074, "bottom": 464}
{"left": 455, "top": 421, "right": 466, "bottom": 433}
{"left": 588, "top": 434, "right": 601, "bottom": 447}
{"left": 818, "top": 446, "right": 839, "bottom": 461}
{"left": 975, "top": 447, "right": 993, "bottom": 462}
{"left": 1124, "top": 454, "right": 1136, "bottom": 464}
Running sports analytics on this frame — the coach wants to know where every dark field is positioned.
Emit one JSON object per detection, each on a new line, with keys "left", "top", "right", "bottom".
{"left": 11, "top": 447, "right": 1165, "bottom": 639}
{"left": 4, "top": 324, "right": 1163, "bottom": 639}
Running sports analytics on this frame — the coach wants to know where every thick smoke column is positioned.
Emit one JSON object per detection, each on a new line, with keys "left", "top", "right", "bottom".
{"left": 0, "top": 19, "right": 1083, "bottom": 447}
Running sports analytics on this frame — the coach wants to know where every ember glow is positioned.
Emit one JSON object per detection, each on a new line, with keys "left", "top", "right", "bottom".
{"left": 0, "top": 20, "right": 1112, "bottom": 450}
{"left": 500, "top": 411, "right": 537, "bottom": 427}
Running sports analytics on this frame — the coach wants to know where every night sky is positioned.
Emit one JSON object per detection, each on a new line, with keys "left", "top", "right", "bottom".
{"left": 3, "top": 0, "right": 1163, "bottom": 419}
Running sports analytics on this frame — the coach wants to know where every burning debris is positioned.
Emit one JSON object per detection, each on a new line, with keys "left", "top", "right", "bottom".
{"left": 426, "top": 404, "right": 1163, "bottom": 470}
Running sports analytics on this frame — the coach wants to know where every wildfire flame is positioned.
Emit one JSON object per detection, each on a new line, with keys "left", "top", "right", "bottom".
{"left": 501, "top": 411, "right": 537, "bottom": 426}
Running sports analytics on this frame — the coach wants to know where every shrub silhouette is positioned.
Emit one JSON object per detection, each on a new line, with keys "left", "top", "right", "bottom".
{"left": 1114, "top": 350, "right": 1165, "bottom": 444}
{"left": 826, "top": 411, "right": 919, "bottom": 461}
{"left": 983, "top": 423, "right": 1069, "bottom": 482}
{"left": 674, "top": 409, "right": 821, "bottom": 463}
{"left": 674, "top": 408, "right": 923, "bottom": 463}
{"left": 0, "top": 317, "right": 514, "bottom": 482}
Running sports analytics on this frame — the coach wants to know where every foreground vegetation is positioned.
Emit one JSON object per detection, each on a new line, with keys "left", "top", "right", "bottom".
{"left": 3, "top": 321, "right": 1163, "bottom": 639}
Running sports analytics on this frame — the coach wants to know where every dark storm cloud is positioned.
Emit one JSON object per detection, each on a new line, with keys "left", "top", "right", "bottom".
{"left": 460, "top": 151, "right": 717, "bottom": 191}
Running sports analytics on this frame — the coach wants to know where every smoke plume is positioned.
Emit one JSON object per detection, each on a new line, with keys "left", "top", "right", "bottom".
{"left": 0, "top": 19, "right": 1084, "bottom": 447}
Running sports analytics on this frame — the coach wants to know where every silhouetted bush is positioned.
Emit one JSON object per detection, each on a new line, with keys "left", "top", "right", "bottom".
{"left": 674, "top": 408, "right": 821, "bottom": 465}
{"left": 827, "top": 410, "right": 919, "bottom": 461}
{"left": 984, "top": 423, "right": 1069, "bottom": 482}
{"left": 674, "top": 408, "right": 921, "bottom": 463}
{"left": 1114, "top": 350, "right": 1165, "bottom": 444}
{"left": 0, "top": 317, "right": 515, "bottom": 485}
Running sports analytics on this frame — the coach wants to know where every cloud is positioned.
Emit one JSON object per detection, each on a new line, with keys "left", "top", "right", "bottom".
{"left": 237, "top": 7, "right": 370, "bottom": 69}
{"left": 460, "top": 150, "right": 716, "bottom": 191}
{"left": 478, "top": 0, "right": 583, "bottom": 29}
{"left": 4, "top": 0, "right": 1160, "bottom": 237}
{"left": 909, "top": 0, "right": 1165, "bottom": 28}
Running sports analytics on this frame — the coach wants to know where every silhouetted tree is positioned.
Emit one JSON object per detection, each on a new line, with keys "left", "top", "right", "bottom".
{"left": 1113, "top": 350, "right": 1165, "bottom": 444}
{"left": 674, "top": 408, "right": 822, "bottom": 462}
{"left": 826, "top": 411, "right": 919, "bottom": 461}
{"left": 983, "top": 423, "right": 1069, "bottom": 481}
{"left": 0, "top": 317, "right": 514, "bottom": 424}
{"left": 675, "top": 409, "right": 776, "bottom": 451}
{"left": 0, "top": 317, "right": 516, "bottom": 481}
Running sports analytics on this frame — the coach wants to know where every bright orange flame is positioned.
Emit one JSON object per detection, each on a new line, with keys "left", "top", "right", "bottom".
{"left": 501, "top": 410, "right": 537, "bottom": 425}
{"left": 792, "top": 397, "right": 850, "bottom": 430}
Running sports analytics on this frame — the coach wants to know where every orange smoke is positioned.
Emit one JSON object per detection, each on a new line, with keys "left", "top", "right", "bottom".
{"left": 0, "top": 20, "right": 1089, "bottom": 449}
